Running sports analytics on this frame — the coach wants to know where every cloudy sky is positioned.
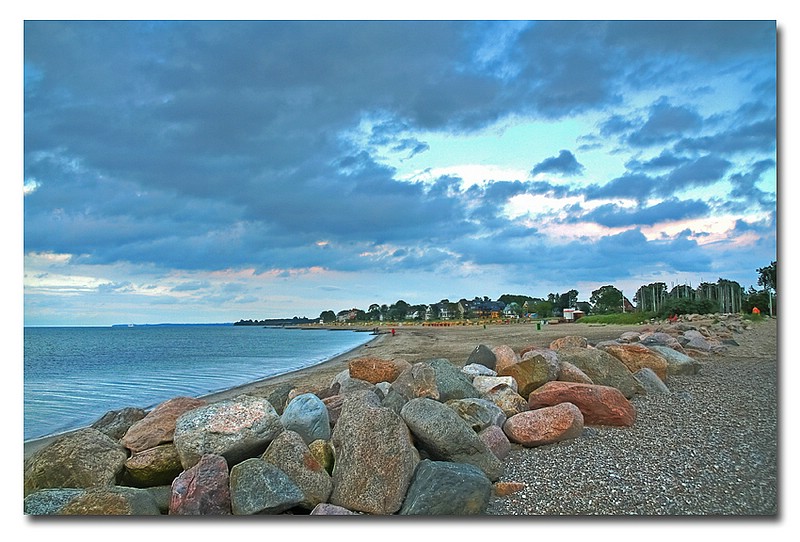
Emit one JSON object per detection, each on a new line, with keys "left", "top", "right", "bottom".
{"left": 21, "top": 16, "right": 779, "bottom": 326}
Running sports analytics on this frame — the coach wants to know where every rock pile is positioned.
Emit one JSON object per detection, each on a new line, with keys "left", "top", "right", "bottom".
{"left": 23, "top": 314, "right": 749, "bottom": 516}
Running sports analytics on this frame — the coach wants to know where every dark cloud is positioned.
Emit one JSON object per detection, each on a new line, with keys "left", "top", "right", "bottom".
{"left": 23, "top": 20, "right": 776, "bottom": 309}
{"left": 531, "top": 150, "right": 585, "bottom": 177}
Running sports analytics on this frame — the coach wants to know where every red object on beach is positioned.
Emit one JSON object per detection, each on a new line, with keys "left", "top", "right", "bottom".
{"left": 391, "top": 328, "right": 396, "bottom": 336}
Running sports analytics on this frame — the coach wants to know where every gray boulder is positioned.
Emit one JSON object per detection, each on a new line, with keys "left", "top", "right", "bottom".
{"left": 445, "top": 397, "right": 507, "bottom": 432}
{"left": 399, "top": 460, "right": 492, "bottom": 515}
{"left": 261, "top": 430, "right": 332, "bottom": 510}
{"left": 424, "top": 358, "right": 480, "bottom": 402}
{"left": 24, "top": 428, "right": 128, "bottom": 497}
{"left": 173, "top": 394, "right": 284, "bottom": 469}
{"left": 555, "top": 347, "right": 644, "bottom": 398}
{"left": 633, "top": 367, "right": 671, "bottom": 395}
{"left": 648, "top": 345, "right": 702, "bottom": 376}
{"left": 24, "top": 488, "right": 86, "bottom": 515}
{"left": 229, "top": 458, "right": 304, "bottom": 515}
{"left": 280, "top": 393, "right": 331, "bottom": 444}
{"left": 329, "top": 390, "right": 419, "bottom": 514}
{"left": 466, "top": 344, "right": 497, "bottom": 370}
{"left": 400, "top": 397, "right": 503, "bottom": 481}
{"left": 91, "top": 407, "right": 147, "bottom": 440}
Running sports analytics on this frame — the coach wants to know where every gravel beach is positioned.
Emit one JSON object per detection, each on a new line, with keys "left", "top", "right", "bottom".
{"left": 22, "top": 318, "right": 780, "bottom": 517}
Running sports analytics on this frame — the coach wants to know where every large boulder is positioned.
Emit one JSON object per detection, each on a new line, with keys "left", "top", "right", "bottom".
{"left": 348, "top": 356, "right": 410, "bottom": 384}
{"left": 424, "top": 358, "right": 480, "bottom": 402}
{"left": 381, "top": 362, "right": 440, "bottom": 414}
{"left": 528, "top": 382, "right": 636, "bottom": 427}
{"left": 633, "top": 368, "right": 670, "bottom": 395}
{"left": 399, "top": 460, "right": 492, "bottom": 515}
{"left": 472, "top": 375, "right": 517, "bottom": 394}
{"left": 173, "top": 394, "right": 284, "bottom": 469}
{"left": 557, "top": 360, "right": 594, "bottom": 384}
{"left": 466, "top": 344, "right": 497, "bottom": 370}
{"left": 549, "top": 336, "right": 588, "bottom": 350}
{"left": 498, "top": 353, "right": 559, "bottom": 396}
{"left": 261, "top": 430, "right": 332, "bottom": 510}
{"left": 24, "top": 428, "right": 128, "bottom": 497}
{"left": 91, "top": 407, "right": 147, "bottom": 440}
{"left": 445, "top": 397, "right": 507, "bottom": 432}
{"left": 169, "top": 453, "right": 231, "bottom": 515}
{"left": 478, "top": 425, "right": 512, "bottom": 461}
{"left": 598, "top": 343, "right": 669, "bottom": 382}
{"left": 24, "top": 488, "right": 86, "bottom": 515}
{"left": 280, "top": 393, "right": 331, "bottom": 444}
{"left": 121, "top": 397, "right": 206, "bottom": 453}
{"left": 229, "top": 458, "right": 304, "bottom": 515}
{"left": 503, "top": 402, "right": 584, "bottom": 447}
{"left": 492, "top": 345, "right": 521, "bottom": 373}
{"left": 480, "top": 383, "right": 529, "bottom": 418}
{"left": 554, "top": 347, "right": 643, "bottom": 398}
{"left": 647, "top": 345, "right": 702, "bottom": 376}
{"left": 400, "top": 397, "right": 503, "bottom": 482}
{"left": 124, "top": 443, "right": 183, "bottom": 488}
{"left": 58, "top": 486, "right": 161, "bottom": 515}
{"left": 329, "top": 390, "right": 419, "bottom": 514}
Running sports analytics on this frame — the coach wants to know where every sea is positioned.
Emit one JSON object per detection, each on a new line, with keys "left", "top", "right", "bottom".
{"left": 23, "top": 324, "right": 374, "bottom": 442}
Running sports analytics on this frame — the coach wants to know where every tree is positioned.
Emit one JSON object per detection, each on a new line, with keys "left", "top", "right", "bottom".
{"left": 319, "top": 310, "right": 336, "bottom": 323}
{"left": 590, "top": 285, "right": 623, "bottom": 314}
{"left": 757, "top": 261, "right": 777, "bottom": 293}
{"left": 634, "top": 282, "right": 667, "bottom": 312}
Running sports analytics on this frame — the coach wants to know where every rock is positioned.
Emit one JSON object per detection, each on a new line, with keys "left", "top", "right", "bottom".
{"left": 145, "top": 485, "right": 172, "bottom": 514}
{"left": 263, "top": 382, "right": 295, "bottom": 415}
{"left": 24, "top": 488, "right": 86, "bottom": 515}
{"left": 472, "top": 375, "right": 517, "bottom": 394}
{"left": 348, "top": 356, "right": 410, "bottom": 384}
{"left": 124, "top": 443, "right": 183, "bottom": 487}
{"left": 647, "top": 345, "right": 702, "bottom": 376}
{"left": 308, "top": 439, "right": 334, "bottom": 475}
{"left": 598, "top": 343, "right": 669, "bottom": 382}
{"left": 480, "top": 383, "right": 529, "bottom": 418}
{"left": 169, "top": 454, "right": 231, "bottom": 515}
{"left": 549, "top": 336, "right": 588, "bottom": 350}
{"left": 640, "top": 332, "right": 686, "bottom": 353}
{"left": 503, "top": 402, "right": 584, "bottom": 447}
{"left": 633, "top": 367, "right": 671, "bottom": 395}
{"left": 310, "top": 503, "right": 361, "bottom": 515}
{"left": 618, "top": 331, "right": 642, "bottom": 343}
{"left": 280, "top": 393, "right": 331, "bottom": 444}
{"left": 121, "top": 397, "right": 206, "bottom": 453}
{"left": 424, "top": 358, "right": 480, "bottom": 402}
{"left": 329, "top": 390, "right": 419, "bottom": 514}
{"left": 478, "top": 425, "right": 512, "bottom": 461}
{"left": 322, "top": 394, "right": 346, "bottom": 427}
{"left": 399, "top": 460, "right": 492, "bottom": 515}
{"left": 445, "top": 397, "right": 507, "bottom": 432}
{"left": 557, "top": 360, "right": 594, "bottom": 384}
{"left": 555, "top": 347, "right": 644, "bottom": 398}
{"left": 462, "top": 363, "right": 498, "bottom": 378}
{"left": 520, "top": 346, "right": 559, "bottom": 365}
{"left": 261, "top": 430, "right": 332, "bottom": 510}
{"left": 528, "top": 382, "right": 636, "bottom": 426}
{"left": 382, "top": 362, "right": 440, "bottom": 414}
{"left": 498, "top": 353, "right": 559, "bottom": 396}
{"left": 24, "top": 428, "right": 128, "bottom": 497}
{"left": 400, "top": 397, "right": 503, "bottom": 481}
{"left": 492, "top": 345, "right": 521, "bottom": 373}
{"left": 229, "top": 458, "right": 304, "bottom": 515}
{"left": 173, "top": 394, "right": 284, "bottom": 469}
{"left": 58, "top": 486, "right": 161, "bottom": 515}
{"left": 681, "top": 330, "right": 717, "bottom": 352}
{"left": 466, "top": 344, "right": 497, "bottom": 370}
{"left": 494, "top": 481, "right": 525, "bottom": 496}
{"left": 91, "top": 407, "right": 147, "bottom": 441}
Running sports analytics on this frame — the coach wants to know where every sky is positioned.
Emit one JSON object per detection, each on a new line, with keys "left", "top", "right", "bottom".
{"left": 18, "top": 13, "right": 781, "bottom": 326}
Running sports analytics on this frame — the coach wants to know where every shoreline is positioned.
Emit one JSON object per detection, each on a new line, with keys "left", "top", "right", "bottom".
{"left": 23, "top": 329, "right": 386, "bottom": 460}
{"left": 22, "top": 319, "right": 721, "bottom": 461}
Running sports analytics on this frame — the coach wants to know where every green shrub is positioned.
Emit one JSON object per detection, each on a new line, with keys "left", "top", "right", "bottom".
{"left": 577, "top": 312, "right": 655, "bottom": 325}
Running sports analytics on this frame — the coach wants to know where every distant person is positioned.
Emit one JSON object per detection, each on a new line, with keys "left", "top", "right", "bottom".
{"left": 752, "top": 307, "right": 761, "bottom": 316}
{"left": 391, "top": 328, "right": 396, "bottom": 336}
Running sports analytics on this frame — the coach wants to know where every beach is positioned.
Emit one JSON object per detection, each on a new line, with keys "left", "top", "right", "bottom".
{"left": 23, "top": 318, "right": 779, "bottom": 515}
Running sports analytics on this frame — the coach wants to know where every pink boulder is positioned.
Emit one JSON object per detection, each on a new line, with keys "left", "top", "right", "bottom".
{"left": 528, "top": 381, "right": 636, "bottom": 427}
{"left": 121, "top": 397, "right": 207, "bottom": 453}
{"left": 503, "top": 402, "right": 584, "bottom": 447}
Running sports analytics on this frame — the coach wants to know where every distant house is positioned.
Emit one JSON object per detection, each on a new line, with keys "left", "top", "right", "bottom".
{"left": 466, "top": 298, "right": 506, "bottom": 319}
{"left": 426, "top": 302, "right": 456, "bottom": 320}
{"left": 503, "top": 302, "right": 522, "bottom": 317}
{"left": 336, "top": 309, "right": 359, "bottom": 323}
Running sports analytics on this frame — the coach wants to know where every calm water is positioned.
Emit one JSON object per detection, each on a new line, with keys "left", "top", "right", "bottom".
{"left": 23, "top": 325, "right": 373, "bottom": 441}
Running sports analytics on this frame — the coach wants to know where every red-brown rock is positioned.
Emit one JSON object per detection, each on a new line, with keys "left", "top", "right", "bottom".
{"left": 492, "top": 345, "right": 521, "bottom": 373}
{"left": 527, "top": 382, "right": 636, "bottom": 427}
{"left": 503, "top": 402, "right": 584, "bottom": 447}
{"left": 549, "top": 336, "right": 588, "bottom": 350}
{"left": 598, "top": 343, "right": 669, "bottom": 381}
{"left": 349, "top": 357, "right": 411, "bottom": 384}
{"left": 169, "top": 454, "right": 231, "bottom": 515}
{"left": 121, "top": 397, "right": 207, "bottom": 453}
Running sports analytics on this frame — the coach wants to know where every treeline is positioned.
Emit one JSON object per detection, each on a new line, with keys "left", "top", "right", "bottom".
{"left": 316, "top": 261, "right": 777, "bottom": 324}
{"left": 233, "top": 316, "right": 317, "bottom": 327}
